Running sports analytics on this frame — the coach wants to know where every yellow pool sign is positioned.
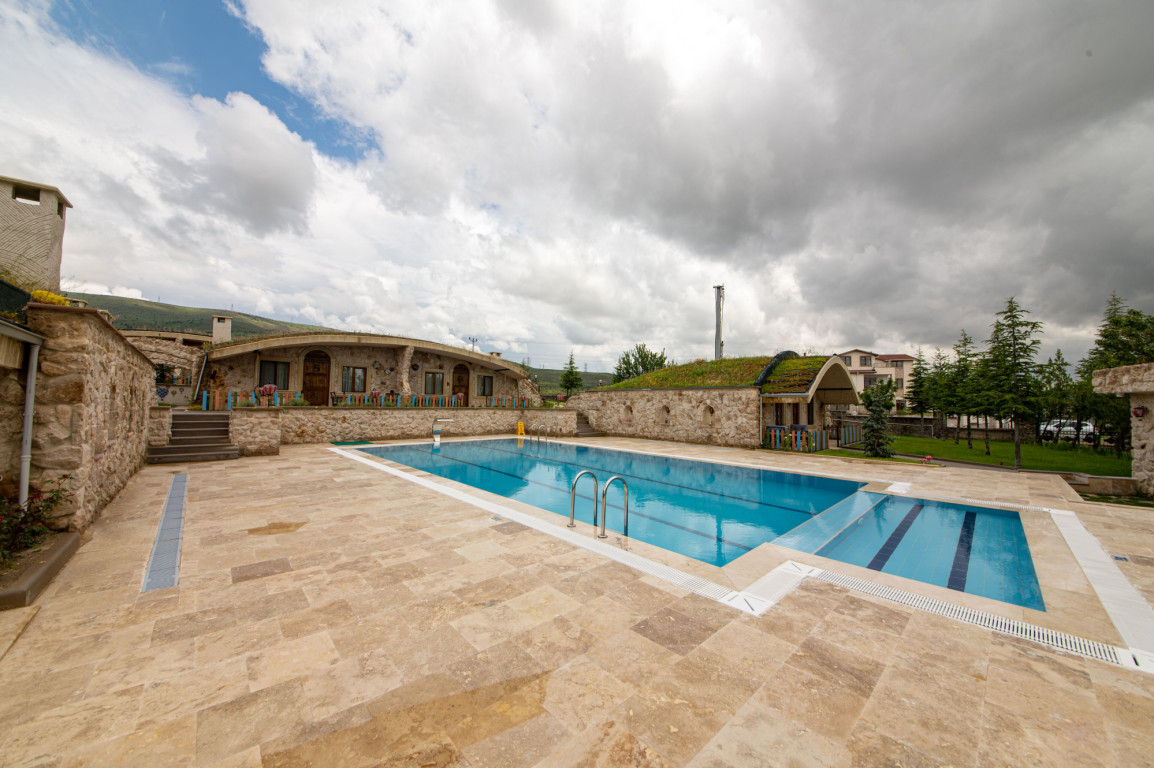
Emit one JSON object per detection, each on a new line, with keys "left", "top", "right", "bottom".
{"left": 516, "top": 421, "right": 525, "bottom": 435}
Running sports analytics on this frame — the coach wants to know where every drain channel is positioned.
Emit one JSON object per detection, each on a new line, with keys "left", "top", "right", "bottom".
{"left": 143, "top": 474, "right": 187, "bottom": 592}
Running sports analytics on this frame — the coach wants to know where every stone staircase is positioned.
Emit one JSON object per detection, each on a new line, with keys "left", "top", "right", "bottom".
{"left": 574, "top": 412, "right": 605, "bottom": 438}
{"left": 147, "top": 411, "right": 240, "bottom": 464}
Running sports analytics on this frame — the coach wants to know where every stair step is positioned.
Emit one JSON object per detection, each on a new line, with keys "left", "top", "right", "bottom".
{"left": 171, "top": 426, "right": 230, "bottom": 437}
{"left": 168, "top": 436, "right": 235, "bottom": 447}
{"left": 147, "top": 446, "right": 240, "bottom": 464}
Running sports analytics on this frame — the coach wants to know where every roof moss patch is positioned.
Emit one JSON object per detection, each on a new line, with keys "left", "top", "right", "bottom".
{"left": 602, "top": 356, "right": 774, "bottom": 389}
{"left": 760, "top": 356, "right": 828, "bottom": 394}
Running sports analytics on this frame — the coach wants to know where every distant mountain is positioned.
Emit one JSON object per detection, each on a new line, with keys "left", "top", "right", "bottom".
{"left": 64, "top": 293, "right": 333, "bottom": 339}
{"left": 522, "top": 365, "right": 614, "bottom": 396}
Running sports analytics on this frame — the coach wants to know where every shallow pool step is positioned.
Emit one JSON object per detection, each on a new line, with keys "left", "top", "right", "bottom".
{"left": 770, "top": 492, "right": 884, "bottom": 553}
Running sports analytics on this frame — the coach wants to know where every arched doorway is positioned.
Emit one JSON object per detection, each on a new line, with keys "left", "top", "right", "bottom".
{"left": 452, "top": 363, "right": 469, "bottom": 406}
{"left": 303, "top": 350, "right": 331, "bottom": 406}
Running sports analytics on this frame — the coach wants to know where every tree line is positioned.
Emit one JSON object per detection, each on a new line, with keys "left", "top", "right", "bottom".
{"left": 905, "top": 294, "right": 1154, "bottom": 468}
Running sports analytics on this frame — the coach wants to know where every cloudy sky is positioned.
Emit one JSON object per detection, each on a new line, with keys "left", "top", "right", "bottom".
{"left": 2, "top": 0, "right": 1152, "bottom": 370}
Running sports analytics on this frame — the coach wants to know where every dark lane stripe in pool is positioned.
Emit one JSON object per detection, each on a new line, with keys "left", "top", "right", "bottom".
{"left": 867, "top": 503, "right": 924, "bottom": 572}
{"left": 947, "top": 511, "right": 977, "bottom": 592}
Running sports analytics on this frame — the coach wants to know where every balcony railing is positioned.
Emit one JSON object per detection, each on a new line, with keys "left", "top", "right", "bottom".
{"left": 198, "top": 390, "right": 532, "bottom": 411}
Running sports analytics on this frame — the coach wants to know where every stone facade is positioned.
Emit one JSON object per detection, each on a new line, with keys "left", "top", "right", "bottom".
{"left": 0, "top": 364, "right": 24, "bottom": 496}
{"left": 0, "top": 176, "right": 68, "bottom": 292}
{"left": 566, "top": 388, "right": 763, "bottom": 448}
{"left": 126, "top": 336, "right": 206, "bottom": 405}
{"left": 1094, "top": 363, "right": 1154, "bottom": 497}
{"left": 148, "top": 406, "right": 172, "bottom": 447}
{"left": 230, "top": 409, "right": 281, "bottom": 456}
{"left": 17, "top": 304, "right": 153, "bottom": 530}
{"left": 208, "top": 344, "right": 529, "bottom": 405}
{"left": 277, "top": 406, "right": 575, "bottom": 444}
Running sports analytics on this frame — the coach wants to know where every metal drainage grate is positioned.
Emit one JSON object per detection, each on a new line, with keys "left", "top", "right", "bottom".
{"left": 143, "top": 474, "right": 188, "bottom": 592}
{"left": 813, "top": 568, "right": 1123, "bottom": 666}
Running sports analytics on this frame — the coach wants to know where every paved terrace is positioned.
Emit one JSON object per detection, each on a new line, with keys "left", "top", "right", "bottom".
{"left": 1, "top": 438, "right": 1153, "bottom": 767}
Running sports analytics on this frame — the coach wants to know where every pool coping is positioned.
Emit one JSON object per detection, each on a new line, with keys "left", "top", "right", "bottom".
{"left": 331, "top": 438, "right": 1154, "bottom": 673}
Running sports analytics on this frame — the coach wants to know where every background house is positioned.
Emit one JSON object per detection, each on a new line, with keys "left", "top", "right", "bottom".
{"left": 835, "top": 349, "right": 916, "bottom": 413}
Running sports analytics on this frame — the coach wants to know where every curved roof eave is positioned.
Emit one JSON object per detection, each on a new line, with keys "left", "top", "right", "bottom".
{"left": 206, "top": 333, "right": 528, "bottom": 379}
{"left": 805, "top": 356, "right": 860, "bottom": 404}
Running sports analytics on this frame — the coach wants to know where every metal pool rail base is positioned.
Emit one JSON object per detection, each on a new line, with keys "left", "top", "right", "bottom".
{"left": 331, "top": 447, "right": 1153, "bottom": 675}
{"left": 142, "top": 474, "right": 187, "bottom": 592}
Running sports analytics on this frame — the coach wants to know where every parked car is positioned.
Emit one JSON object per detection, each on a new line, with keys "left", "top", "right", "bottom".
{"left": 1040, "top": 420, "right": 1096, "bottom": 442}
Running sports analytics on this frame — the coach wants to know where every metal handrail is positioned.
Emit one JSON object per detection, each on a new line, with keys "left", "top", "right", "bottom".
{"left": 599, "top": 476, "right": 630, "bottom": 538}
{"left": 568, "top": 470, "right": 598, "bottom": 528}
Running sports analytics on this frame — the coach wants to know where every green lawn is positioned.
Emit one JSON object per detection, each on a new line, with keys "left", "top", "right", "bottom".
{"left": 890, "top": 436, "right": 1132, "bottom": 477}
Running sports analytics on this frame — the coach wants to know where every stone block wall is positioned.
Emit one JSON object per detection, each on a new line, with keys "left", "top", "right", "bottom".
{"left": 1093, "top": 362, "right": 1154, "bottom": 497}
{"left": 21, "top": 304, "right": 154, "bottom": 530}
{"left": 565, "top": 388, "right": 762, "bottom": 448}
{"left": 0, "top": 366, "right": 24, "bottom": 497}
{"left": 148, "top": 406, "right": 172, "bottom": 447}
{"left": 276, "top": 407, "right": 575, "bottom": 444}
{"left": 230, "top": 409, "right": 281, "bottom": 456}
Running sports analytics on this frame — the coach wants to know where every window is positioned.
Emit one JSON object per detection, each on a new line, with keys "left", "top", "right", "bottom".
{"left": 259, "top": 361, "right": 289, "bottom": 391}
{"left": 342, "top": 366, "right": 367, "bottom": 392}
{"left": 891, "top": 360, "right": 903, "bottom": 369}
{"left": 896, "top": 378, "right": 904, "bottom": 390}
{"left": 477, "top": 375, "right": 494, "bottom": 396}
{"left": 842, "top": 356, "right": 852, "bottom": 366}
{"left": 424, "top": 372, "right": 444, "bottom": 395}
{"left": 859, "top": 355, "right": 872, "bottom": 366}
{"left": 12, "top": 184, "right": 40, "bottom": 205}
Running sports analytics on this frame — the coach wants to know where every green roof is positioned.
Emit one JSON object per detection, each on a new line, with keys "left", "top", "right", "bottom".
{"left": 601, "top": 353, "right": 831, "bottom": 393}
{"left": 759, "top": 356, "right": 828, "bottom": 394}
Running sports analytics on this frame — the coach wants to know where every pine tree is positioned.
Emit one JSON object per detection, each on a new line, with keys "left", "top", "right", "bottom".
{"left": 861, "top": 380, "right": 898, "bottom": 458}
{"left": 906, "top": 349, "right": 931, "bottom": 428}
{"left": 985, "top": 297, "right": 1043, "bottom": 469}
{"left": 951, "top": 330, "right": 976, "bottom": 446}
{"left": 559, "top": 352, "right": 584, "bottom": 397}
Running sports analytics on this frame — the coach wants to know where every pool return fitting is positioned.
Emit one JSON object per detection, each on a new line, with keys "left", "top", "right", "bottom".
{"left": 569, "top": 471, "right": 630, "bottom": 538}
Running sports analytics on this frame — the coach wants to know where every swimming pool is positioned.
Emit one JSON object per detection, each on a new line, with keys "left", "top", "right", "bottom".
{"left": 359, "top": 438, "right": 1045, "bottom": 610}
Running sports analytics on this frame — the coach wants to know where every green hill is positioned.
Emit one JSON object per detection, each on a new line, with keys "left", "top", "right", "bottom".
{"left": 523, "top": 365, "right": 614, "bottom": 397}
{"left": 64, "top": 293, "right": 333, "bottom": 339}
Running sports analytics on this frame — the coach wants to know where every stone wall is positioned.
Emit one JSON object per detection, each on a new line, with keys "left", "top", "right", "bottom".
{"left": 277, "top": 407, "right": 575, "bottom": 444}
{"left": 21, "top": 304, "right": 154, "bottom": 530}
{"left": 148, "top": 406, "right": 172, "bottom": 447}
{"left": 565, "top": 388, "right": 762, "bottom": 448}
{"left": 1094, "top": 363, "right": 1154, "bottom": 496}
{"left": 0, "top": 365, "right": 24, "bottom": 497}
{"left": 230, "top": 409, "right": 281, "bottom": 456}
{"left": 127, "top": 337, "right": 205, "bottom": 405}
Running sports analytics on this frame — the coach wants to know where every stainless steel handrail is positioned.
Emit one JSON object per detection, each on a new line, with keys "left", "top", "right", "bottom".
{"left": 599, "top": 476, "right": 629, "bottom": 538}
{"left": 568, "top": 470, "right": 598, "bottom": 528}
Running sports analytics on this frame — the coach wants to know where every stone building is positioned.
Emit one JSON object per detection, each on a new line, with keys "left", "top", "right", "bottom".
{"left": 121, "top": 327, "right": 216, "bottom": 406}
{"left": 566, "top": 352, "right": 859, "bottom": 449}
{"left": 0, "top": 174, "right": 71, "bottom": 291}
{"left": 1093, "top": 362, "right": 1154, "bottom": 497}
{"left": 204, "top": 332, "right": 539, "bottom": 406}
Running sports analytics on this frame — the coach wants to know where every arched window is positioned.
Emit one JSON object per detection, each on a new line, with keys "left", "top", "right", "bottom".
{"left": 624, "top": 404, "right": 633, "bottom": 424}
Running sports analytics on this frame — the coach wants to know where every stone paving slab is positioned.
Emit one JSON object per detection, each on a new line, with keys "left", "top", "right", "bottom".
{"left": 1, "top": 441, "right": 1153, "bottom": 766}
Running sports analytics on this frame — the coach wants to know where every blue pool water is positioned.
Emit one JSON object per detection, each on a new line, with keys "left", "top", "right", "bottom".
{"left": 359, "top": 439, "right": 1045, "bottom": 610}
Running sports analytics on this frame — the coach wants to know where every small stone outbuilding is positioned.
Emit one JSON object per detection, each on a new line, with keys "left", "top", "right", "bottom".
{"left": 566, "top": 352, "right": 860, "bottom": 448}
{"left": 1093, "top": 362, "right": 1154, "bottom": 497}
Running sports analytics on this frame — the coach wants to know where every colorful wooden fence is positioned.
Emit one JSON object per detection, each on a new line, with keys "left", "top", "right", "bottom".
{"left": 763, "top": 426, "right": 829, "bottom": 453}
{"left": 199, "top": 391, "right": 533, "bottom": 411}
{"left": 838, "top": 423, "right": 863, "bottom": 446}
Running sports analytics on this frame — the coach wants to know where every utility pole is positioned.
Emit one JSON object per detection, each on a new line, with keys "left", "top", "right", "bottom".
{"left": 468, "top": 336, "right": 478, "bottom": 352}
{"left": 713, "top": 284, "right": 725, "bottom": 360}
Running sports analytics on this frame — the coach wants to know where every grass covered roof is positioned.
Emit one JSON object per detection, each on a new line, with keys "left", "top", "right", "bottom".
{"left": 602, "top": 353, "right": 832, "bottom": 393}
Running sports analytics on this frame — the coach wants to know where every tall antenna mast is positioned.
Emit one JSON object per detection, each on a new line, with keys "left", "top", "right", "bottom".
{"left": 713, "top": 284, "right": 725, "bottom": 360}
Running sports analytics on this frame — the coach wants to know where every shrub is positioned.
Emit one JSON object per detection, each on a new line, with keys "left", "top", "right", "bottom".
{"left": 281, "top": 397, "right": 310, "bottom": 407}
{"left": 1, "top": 482, "right": 71, "bottom": 566}
{"left": 29, "top": 289, "right": 70, "bottom": 306}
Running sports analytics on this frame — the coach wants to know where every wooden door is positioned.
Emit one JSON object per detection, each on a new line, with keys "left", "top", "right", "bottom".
{"left": 302, "top": 351, "right": 330, "bottom": 406}
{"left": 452, "top": 364, "right": 469, "bottom": 406}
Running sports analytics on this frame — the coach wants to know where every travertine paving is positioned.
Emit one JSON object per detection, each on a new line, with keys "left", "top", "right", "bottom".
{"left": 2, "top": 440, "right": 1153, "bottom": 767}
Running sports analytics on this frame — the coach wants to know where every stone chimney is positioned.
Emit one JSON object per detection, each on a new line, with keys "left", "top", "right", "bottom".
{"left": 212, "top": 315, "right": 232, "bottom": 344}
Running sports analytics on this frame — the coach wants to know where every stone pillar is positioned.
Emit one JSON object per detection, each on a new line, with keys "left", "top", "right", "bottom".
{"left": 1093, "top": 363, "right": 1154, "bottom": 497}
{"left": 398, "top": 345, "right": 414, "bottom": 397}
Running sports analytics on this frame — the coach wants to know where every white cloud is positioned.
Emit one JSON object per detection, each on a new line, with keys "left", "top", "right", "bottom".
{"left": 3, "top": 0, "right": 1153, "bottom": 373}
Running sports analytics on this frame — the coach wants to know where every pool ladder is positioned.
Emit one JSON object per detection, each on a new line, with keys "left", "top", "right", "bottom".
{"left": 568, "top": 470, "right": 630, "bottom": 538}
{"left": 531, "top": 425, "right": 549, "bottom": 444}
